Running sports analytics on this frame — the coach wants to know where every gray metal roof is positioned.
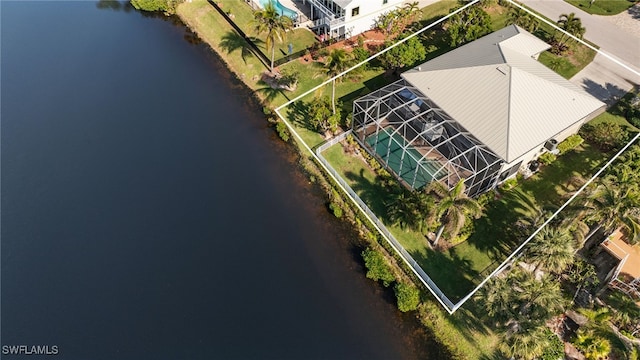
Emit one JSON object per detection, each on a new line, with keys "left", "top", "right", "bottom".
{"left": 402, "top": 25, "right": 605, "bottom": 163}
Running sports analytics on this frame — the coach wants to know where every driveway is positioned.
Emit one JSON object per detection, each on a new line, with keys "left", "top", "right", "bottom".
{"left": 518, "top": 0, "right": 640, "bottom": 102}
{"left": 518, "top": 0, "right": 640, "bottom": 70}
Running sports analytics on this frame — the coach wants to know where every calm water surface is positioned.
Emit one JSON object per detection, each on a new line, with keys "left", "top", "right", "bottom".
{"left": 1, "top": 2, "right": 444, "bottom": 359}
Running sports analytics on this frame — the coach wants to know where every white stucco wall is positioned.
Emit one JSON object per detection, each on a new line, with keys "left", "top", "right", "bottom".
{"left": 341, "top": 0, "right": 404, "bottom": 37}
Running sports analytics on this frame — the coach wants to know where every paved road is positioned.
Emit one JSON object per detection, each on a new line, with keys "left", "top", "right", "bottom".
{"left": 518, "top": 0, "right": 640, "bottom": 102}
{"left": 518, "top": 0, "right": 640, "bottom": 70}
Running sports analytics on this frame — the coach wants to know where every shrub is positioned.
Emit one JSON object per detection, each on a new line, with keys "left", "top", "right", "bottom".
{"left": 558, "top": 134, "right": 584, "bottom": 153}
{"left": 361, "top": 247, "right": 396, "bottom": 287}
{"left": 394, "top": 282, "right": 421, "bottom": 312}
{"left": 351, "top": 47, "right": 370, "bottom": 64}
{"left": 540, "top": 328, "right": 565, "bottom": 360}
{"left": 275, "top": 121, "right": 289, "bottom": 142}
{"left": 131, "top": 0, "right": 181, "bottom": 13}
{"left": 539, "top": 152, "right": 557, "bottom": 165}
{"left": 500, "top": 177, "right": 518, "bottom": 190}
{"left": 581, "top": 121, "right": 629, "bottom": 151}
{"left": 329, "top": 202, "right": 343, "bottom": 218}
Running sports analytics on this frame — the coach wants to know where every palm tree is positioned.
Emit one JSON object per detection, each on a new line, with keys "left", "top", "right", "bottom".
{"left": 500, "top": 324, "right": 549, "bottom": 360}
{"left": 557, "top": 13, "right": 586, "bottom": 46}
{"left": 575, "top": 330, "right": 612, "bottom": 360}
{"left": 525, "top": 226, "right": 575, "bottom": 274}
{"left": 385, "top": 189, "right": 418, "bottom": 230}
{"left": 478, "top": 275, "right": 518, "bottom": 324}
{"left": 507, "top": 7, "right": 540, "bottom": 33}
{"left": 426, "top": 179, "right": 482, "bottom": 246}
{"left": 581, "top": 178, "right": 640, "bottom": 244}
{"left": 323, "top": 48, "right": 352, "bottom": 114}
{"left": 253, "top": 2, "right": 293, "bottom": 72}
{"left": 516, "top": 273, "right": 565, "bottom": 320}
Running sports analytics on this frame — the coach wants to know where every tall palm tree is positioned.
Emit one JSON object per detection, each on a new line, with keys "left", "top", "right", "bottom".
{"left": 426, "top": 179, "right": 482, "bottom": 246}
{"left": 507, "top": 7, "right": 540, "bottom": 33}
{"left": 253, "top": 2, "right": 293, "bottom": 72}
{"left": 478, "top": 274, "right": 518, "bottom": 324}
{"left": 323, "top": 48, "right": 352, "bottom": 114}
{"left": 385, "top": 189, "right": 418, "bottom": 230}
{"left": 581, "top": 178, "right": 640, "bottom": 244}
{"left": 557, "top": 13, "right": 586, "bottom": 46}
{"left": 525, "top": 226, "right": 575, "bottom": 274}
{"left": 516, "top": 273, "right": 565, "bottom": 320}
{"left": 500, "top": 324, "right": 549, "bottom": 360}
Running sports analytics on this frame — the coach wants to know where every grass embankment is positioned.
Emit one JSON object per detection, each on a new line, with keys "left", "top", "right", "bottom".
{"left": 565, "top": 0, "right": 637, "bottom": 15}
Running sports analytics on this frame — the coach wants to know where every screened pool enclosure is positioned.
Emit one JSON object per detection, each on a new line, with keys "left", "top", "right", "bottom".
{"left": 352, "top": 79, "right": 503, "bottom": 198}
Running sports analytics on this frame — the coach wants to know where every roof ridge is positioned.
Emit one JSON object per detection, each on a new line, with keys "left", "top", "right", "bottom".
{"left": 506, "top": 67, "right": 513, "bottom": 163}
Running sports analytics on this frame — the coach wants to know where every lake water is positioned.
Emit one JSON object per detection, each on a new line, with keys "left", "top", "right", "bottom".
{"left": 1, "top": 2, "right": 444, "bottom": 359}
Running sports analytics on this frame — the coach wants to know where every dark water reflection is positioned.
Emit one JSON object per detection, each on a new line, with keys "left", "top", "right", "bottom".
{"left": 1, "top": 2, "right": 444, "bottom": 359}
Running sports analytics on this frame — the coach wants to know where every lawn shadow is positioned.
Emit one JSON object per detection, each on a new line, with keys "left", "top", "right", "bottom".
{"left": 410, "top": 246, "right": 477, "bottom": 302}
{"left": 343, "top": 169, "right": 391, "bottom": 222}
{"left": 255, "top": 80, "right": 290, "bottom": 104}
{"left": 219, "top": 30, "right": 265, "bottom": 65}
{"left": 286, "top": 100, "right": 315, "bottom": 132}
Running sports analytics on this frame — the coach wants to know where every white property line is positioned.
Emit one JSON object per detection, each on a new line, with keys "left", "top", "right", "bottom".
{"left": 451, "top": 132, "right": 640, "bottom": 312}
{"left": 274, "top": 0, "right": 640, "bottom": 314}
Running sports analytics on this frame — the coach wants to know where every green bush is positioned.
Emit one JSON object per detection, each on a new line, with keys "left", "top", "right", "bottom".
{"left": 558, "top": 134, "right": 584, "bottom": 154}
{"left": 394, "top": 282, "right": 421, "bottom": 312}
{"left": 329, "top": 202, "right": 343, "bottom": 218}
{"left": 581, "top": 121, "right": 629, "bottom": 151}
{"left": 361, "top": 247, "right": 396, "bottom": 287}
{"left": 540, "top": 328, "right": 565, "bottom": 360}
{"left": 130, "top": 0, "right": 180, "bottom": 13}
{"left": 275, "top": 121, "right": 290, "bottom": 142}
{"left": 500, "top": 177, "right": 518, "bottom": 190}
{"left": 538, "top": 152, "right": 557, "bottom": 165}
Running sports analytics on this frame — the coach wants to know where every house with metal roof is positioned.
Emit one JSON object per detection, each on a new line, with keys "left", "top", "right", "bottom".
{"left": 303, "top": 0, "right": 405, "bottom": 39}
{"left": 352, "top": 25, "right": 606, "bottom": 197}
{"left": 600, "top": 228, "right": 640, "bottom": 300}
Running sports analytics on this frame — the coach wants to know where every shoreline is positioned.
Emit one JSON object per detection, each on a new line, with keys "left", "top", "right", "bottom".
{"left": 171, "top": 1, "right": 494, "bottom": 358}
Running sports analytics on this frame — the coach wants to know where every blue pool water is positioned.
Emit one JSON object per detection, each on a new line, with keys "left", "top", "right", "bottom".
{"left": 259, "top": 0, "right": 298, "bottom": 20}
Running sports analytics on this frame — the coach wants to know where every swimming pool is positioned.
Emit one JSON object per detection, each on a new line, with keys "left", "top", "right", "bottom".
{"left": 258, "top": 0, "right": 298, "bottom": 20}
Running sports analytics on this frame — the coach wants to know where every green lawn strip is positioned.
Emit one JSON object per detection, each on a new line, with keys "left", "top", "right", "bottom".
{"left": 519, "top": 142, "right": 608, "bottom": 207}
{"left": 324, "top": 143, "right": 485, "bottom": 300}
{"left": 564, "top": 0, "right": 637, "bottom": 15}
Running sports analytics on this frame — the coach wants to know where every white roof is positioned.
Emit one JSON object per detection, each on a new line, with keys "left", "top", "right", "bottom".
{"left": 402, "top": 25, "right": 605, "bottom": 163}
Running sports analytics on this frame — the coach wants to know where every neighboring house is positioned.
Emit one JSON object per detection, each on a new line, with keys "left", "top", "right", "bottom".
{"left": 600, "top": 228, "right": 640, "bottom": 300}
{"left": 303, "top": 0, "right": 405, "bottom": 39}
{"left": 352, "top": 25, "right": 606, "bottom": 197}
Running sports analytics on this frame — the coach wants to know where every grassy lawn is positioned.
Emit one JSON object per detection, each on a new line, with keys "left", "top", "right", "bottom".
{"left": 216, "top": 0, "right": 317, "bottom": 63}
{"left": 565, "top": 0, "right": 637, "bottom": 15}
{"left": 538, "top": 48, "right": 596, "bottom": 79}
{"left": 324, "top": 143, "right": 489, "bottom": 300}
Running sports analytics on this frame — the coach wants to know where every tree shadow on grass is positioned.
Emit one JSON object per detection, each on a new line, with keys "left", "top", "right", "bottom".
{"left": 410, "top": 247, "right": 479, "bottom": 302}
{"left": 219, "top": 30, "right": 265, "bottom": 65}
{"left": 286, "top": 100, "right": 315, "bottom": 132}
{"left": 344, "top": 169, "right": 391, "bottom": 222}
{"left": 255, "top": 80, "right": 290, "bottom": 104}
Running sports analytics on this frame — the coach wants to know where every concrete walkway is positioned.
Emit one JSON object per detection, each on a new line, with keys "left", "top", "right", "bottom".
{"left": 518, "top": 0, "right": 640, "bottom": 103}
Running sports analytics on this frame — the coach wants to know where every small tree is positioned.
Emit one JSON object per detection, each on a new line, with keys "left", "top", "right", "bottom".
{"left": 394, "top": 282, "right": 421, "bottom": 312}
{"left": 361, "top": 248, "right": 396, "bottom": 287}
{"left": 445, "top": 6, "right": 492, "bottom": 46}
{"left": 378, "top": 36, "right": 427, "bottom": 72}
{"left": 308, "top": 96, "right": 340, "bottom": 133}
{"left": 581, "top": 121, "right": 628, "bottom": 151}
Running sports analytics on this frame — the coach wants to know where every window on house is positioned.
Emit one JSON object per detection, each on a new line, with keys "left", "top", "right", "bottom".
{"left": 351, "top": 7, "right": 359, "bottom": 16}
{"left": 383, "top": 0, "right": 388, "bottom": 4}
